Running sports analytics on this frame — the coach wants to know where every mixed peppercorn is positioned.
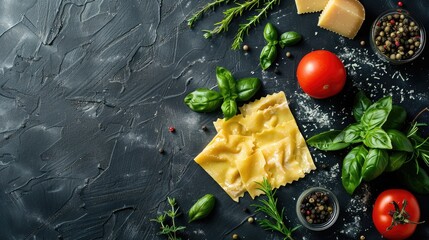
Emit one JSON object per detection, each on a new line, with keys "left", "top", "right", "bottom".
{"left": 373, "top": 11, "right": 423, "bottom": 61}
{"left": 299, "top": 190, "right": 334, "bottom": 225}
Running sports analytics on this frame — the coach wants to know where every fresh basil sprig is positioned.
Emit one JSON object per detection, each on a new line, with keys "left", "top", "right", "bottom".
{"left": 259, "top": 23, "right": 301, "bottom": 70}
{"left": 184, "top": 88, "right": 223, "bottom": 112}
{"left": 184, "top": 66, "right": 261, "bottom": 120}
{"left": 307, "top": 90, "right": 429, "bottom": 195}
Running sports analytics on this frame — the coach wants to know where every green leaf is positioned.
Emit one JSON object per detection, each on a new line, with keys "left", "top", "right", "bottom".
{"left": 216, "top": 66, "right": 237, "bottom": 99}
{"left": 221, "top": 98, "right": 237, "bottom": 120}
{"left": 306, "top": 130, "right": 350, "bottom": 151}
{"left": 383, "top": 105, "right": 407, "bottom": 130}
{"left": 364, "top": 128, "right": 392, "bottom": 149}
{"left": 279, "top": 31, "right": 302, "bottom": 48}
{"left": 342, "top": 145, "right": 367, "bottom": 194}
{"left": 398, "top": 162, "right": 429, "bottom": 194}
{"left": 362, "top": 148, "right": 389, "bottom": 181}
{"left": 385, "top": 151, "right": 408, "bottom": 172}
{"left": 334, "top": 123, "right": 365, "bottom": 143}
{"left": 184, "top": 88, "right": 223, "bottom": 112}
{"left": 260, "top": 44, "right": 277, "bottom": 70}
{"left": 353, "top": 90, "right": 372, "bottom": 122}
{"left": 386, "top": 129, "right": 414, "bottom": 152}
{"left": 361, "top": 96, "right": 392, "bottom": 129}
{"left": 188, "top": 194, "right": 216, "bottom": 223}
{"left": 236, "top": 77, "right": 261, "bottom": 101}
{"left": 263, "top": 22, "right": 278, "bottom": 43}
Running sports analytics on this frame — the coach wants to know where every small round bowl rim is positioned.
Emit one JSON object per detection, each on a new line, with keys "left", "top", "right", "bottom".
{"left": 370, "top": 8, "right": 426, "bottom": 64}
{"left": 295, "top": 186, "right": 340, "bottom": 231}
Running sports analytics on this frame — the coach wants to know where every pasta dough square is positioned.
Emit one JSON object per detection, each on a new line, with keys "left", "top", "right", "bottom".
{"left": 194, "top": 91, "right": 316, "bottom": 202}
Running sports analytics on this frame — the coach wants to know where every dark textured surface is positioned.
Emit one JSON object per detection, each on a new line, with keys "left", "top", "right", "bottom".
{"left": 0, "top": 0, "right": 428, "bottom": 239}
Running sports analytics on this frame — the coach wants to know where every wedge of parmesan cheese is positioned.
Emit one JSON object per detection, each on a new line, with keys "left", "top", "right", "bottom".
{"left": 295, "top": 0, "right": 329, "bottom": 14}
{"left": 194, "top": 92, "right": 316, "bottom": 202}
{"left": 318, "top": 0, "right": 365, "bottom": 39}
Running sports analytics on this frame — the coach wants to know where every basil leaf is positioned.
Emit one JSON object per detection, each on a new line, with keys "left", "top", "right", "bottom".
{"left": 236, "top": 77, "right": 261, "bottom": 101}
{"left": 383, "top": 105, "right": 407, "bottom": 130}
{"left": 361, "top": 148, "right": 388, "bottom": 181}
{"left": 188, "top": 194, "right": 216, "bottom": 222}
{"left": 334, "top": 123, "right": 365, "bottom": 143}
{"left": 260, "top": 44, "right": 277, "bottom": 70}
{"left": 353, "top": 90, "right": 372, "bottom": 122}
{"left": 307, "top": 130, "right": 350, "bottom": 151}
{"left": 342, "top": 145, "right": 367, "bottom": 195}
{"left": 385, "top": 151, "right": 408, "bottom": 172}
{"left": 279, "top": 31, "right": 302, "bottom": 48}
{"left": 184, "top": 88, "right": 223, "bottom": 112}
{"left": 361, "top": 96, "right": 392, "bottom": 129}
{"left": 216, "top": 66, "right": 237, "bottom": 99}
{"left": 221, "top": 98, "right": 237, "bottom": 120}
{"left": 263, "top": 23, "right": 278, "bottom": 43}
{"left": 386, "top": 129, "right": 414, "bottom": 152}
{"left": 364, "top": 127, "right": 392, "bottom": 149}
{"left": 399, "top": 162, "right": 429, "bottom": 194}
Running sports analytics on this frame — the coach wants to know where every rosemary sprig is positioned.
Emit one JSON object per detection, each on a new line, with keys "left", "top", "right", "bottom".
{"left": 151, "top": 197, "right": 186, "bottom": 240}
{"left": 187, "top": 0, "right": 231, "bottom": 28}
{"left": 407, "top": 122, "right": 429, "bottom": 169}
{"left": 202, "top": 0, "right": 261, "bottom": 39}
{"left": 251, "top": 178, "right": 300, "bottom": 240}
{"left": 231, "top": 0, "right": 281, "bottom": 50}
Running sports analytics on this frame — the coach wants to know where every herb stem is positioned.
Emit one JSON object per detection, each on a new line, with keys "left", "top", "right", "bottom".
{"left": 232, "top": 0, "right": 281, "bottom": 50}
{"left": 252, "top": 178, "right": 299, "bottom": 240}
{"left": 187, "top": 0, "right": 231, "bottom": 28}
{"left": 203, "top": 0, "right": 261, "bottom": 39}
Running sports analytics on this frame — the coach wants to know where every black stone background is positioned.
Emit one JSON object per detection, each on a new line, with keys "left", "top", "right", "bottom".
{"left": 0, "top": 0, "right": 428, "bottom": 239}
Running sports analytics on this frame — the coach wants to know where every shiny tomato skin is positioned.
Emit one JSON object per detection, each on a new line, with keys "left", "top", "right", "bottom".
{"left": 296, "top": 50, "right": 346, "bottom": 99}
{"left": 372, "top": 189, "right": 421, "bottom": 240}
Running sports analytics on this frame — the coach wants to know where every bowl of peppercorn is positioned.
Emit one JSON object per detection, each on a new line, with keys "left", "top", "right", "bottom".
{"left": 296, "top": 187, "right": 340, "bottom": 231}
{"left": 370, "top": 9, "right": 426, "bottom": 64}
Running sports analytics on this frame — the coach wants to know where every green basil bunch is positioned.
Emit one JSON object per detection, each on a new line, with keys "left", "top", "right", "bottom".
{"left": 184, "top": 66, "right": 261, "bottom": 120}
{"left": 260, "top": 23, "right": 302, "bottom": 70}
{"left": 307, "top": 90, "right": 429, "bottom": 195}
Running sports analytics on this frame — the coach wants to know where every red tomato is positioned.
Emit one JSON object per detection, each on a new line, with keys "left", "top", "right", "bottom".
{"left": 372, "top": 189, "right": 422, "bottom": 240}
{"left": 296, "top": 50, "right": 346, "bottom": 99}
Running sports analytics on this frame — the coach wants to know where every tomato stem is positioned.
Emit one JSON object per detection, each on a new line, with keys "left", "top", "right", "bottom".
{"left": 387, "top": 200, "right": 425, "bottom": 231}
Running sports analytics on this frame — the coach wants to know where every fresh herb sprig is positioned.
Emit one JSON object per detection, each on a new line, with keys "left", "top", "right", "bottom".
{"left": 188, "top": 0, "right": 282, "bottom": 50}
{"left": 307, "top": 90, "right": 429, "bottom": 195}
{"left": 408, "top": 108, "right": 429, "bottom": 168}
{"left": 151, "top": 197, "right": 186, "bottom": 240}
{"left": 232, "top": 0, "right": 281, "bottom": 50}
{"left": 184, "top": 66, "right": 261, "bottom": 120}
{"left": 187, "top": 0, "right": 231, "bottom": 28}
{"left": 203, "top": 0, "right": 261, "bottom": 40}
{"left": 252, "top": 178, "right": 300, "bottom": 240}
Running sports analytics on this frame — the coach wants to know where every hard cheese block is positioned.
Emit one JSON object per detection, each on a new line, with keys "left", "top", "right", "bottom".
{"left": 195, "top": 92, "right": 316, "bottom": 202}
{"left": 295, "top": 0, "right": 329, "bottom": 14}
{"left": 318, "top": 0, "right": 365, "bottom": 39}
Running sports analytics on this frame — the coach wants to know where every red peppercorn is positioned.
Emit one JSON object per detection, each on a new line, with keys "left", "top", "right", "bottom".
{"left": 168, "top": 127, "right": 175, "bottom": 133}
{"left": 397, "top": 1, "right": 403, "bottom": 7}
{"left": 395, "top": 41, "right": 400, "bottom": 47}
{"left": 390, "top": 19, "right": 395, "bottom": 25}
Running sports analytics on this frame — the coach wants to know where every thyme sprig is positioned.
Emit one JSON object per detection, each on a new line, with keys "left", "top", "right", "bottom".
{"left": 151, "top": 197, "right": 186, "bottom": 240}
{"left": 251, "top": 178, "right": 300, "bottom": 240}
{"left": 187, "top": 0, "right": 231, "bottom": 28}
{"left": 232, "top": 0, "right": 281, "bottom": 50}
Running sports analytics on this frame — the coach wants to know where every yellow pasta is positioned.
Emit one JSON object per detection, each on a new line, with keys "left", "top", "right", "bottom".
{"left": 194, "top": 91, "right": 316, "bottom": 201}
